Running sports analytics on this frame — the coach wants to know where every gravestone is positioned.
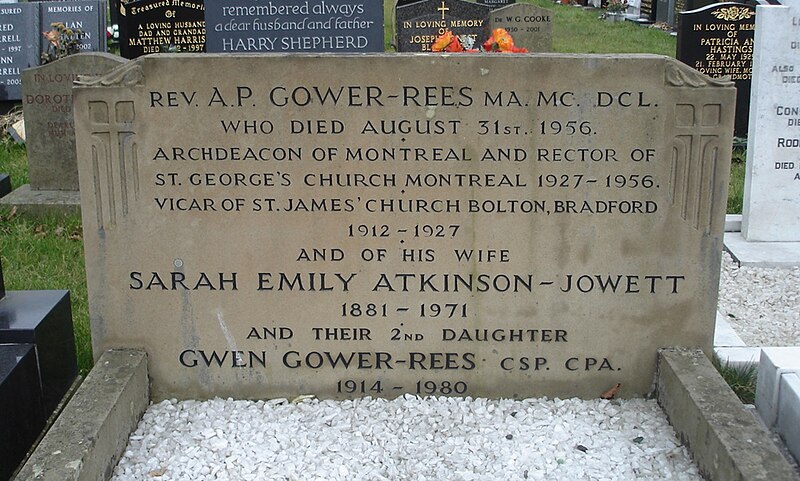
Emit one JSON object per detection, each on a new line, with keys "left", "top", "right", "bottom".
{"left": 656, "top": 0, "right": 676, "bottom": 26}
{"left": 640, "top": 0, "right": 655, "bottom": 21}
{"left": 487, "top": 3, "right": 552, "bottom": 52}
{"left": 0, "top": 3, "right": 40, "bottom": 101}
{"left": 118, "top": 0, "right": 205, "bottom": 59}
{"left": 22, "top": 53, "right": 126, "bottom": 191}
{"left": 0, "top": 174, "right": 10, "bottom": 197}
{"left": 0, "top": 257, "right": 4, "bottom": 299}
{"left": 741, "top": 0, "right": 800, "bottom": 242}
{"left": 73, "top": 54, "right": 735, "bottom": 401}
{"left": 395, "top": 0, "right": 490, "bottom": 51}
{"left": 204, "top": 0, "right": 384, "bottom": 53}
{"left": 0, "top": 343, "right": 46, "bottom": 481}
{"left": 40, "top": 0, "right": 107, "bottom": 55}
{"left": 677, "top": 3, "right": 754, "bottom": 138}
{"left": 0, "top": 290, "right": 77, "bottom": 414}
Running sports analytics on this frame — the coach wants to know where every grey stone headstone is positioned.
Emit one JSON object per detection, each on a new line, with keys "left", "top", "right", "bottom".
{"left": 395, "top": 0, "right": 490, "bottom": 52}
{"left": 22, "top": 53, "right": 126, "bottom": 191}
{"left": 118, "top": 0, "right": 205, "bottom": 59}
{"left": 656, "top": 0, "right": 676, "bottom": 25}
{"left": 39, "top": 0, "right": 107, "bottom": 55}
{"left": 0, "top": 3, "right": 40, "bottom": 101}
{"left": 488, "top": 3, "right": 553, "bottom": 52}
{"left": 205, "top": 0, "right": 384, "bottom": 53}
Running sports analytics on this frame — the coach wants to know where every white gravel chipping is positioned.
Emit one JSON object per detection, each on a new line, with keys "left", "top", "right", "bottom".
{"left": 718, "top": 252, "right": 800, "bottom": 346}
{"left": 112, "top": 396, "right": 701, "bottom": 481}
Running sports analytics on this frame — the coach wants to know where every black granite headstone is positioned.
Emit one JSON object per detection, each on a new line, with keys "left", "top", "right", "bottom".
{"left": 204, "top": 0, "right": 384, "bottom": 52}
{"left": 0, "top": 258, "right": 4, "bottom": 300}
{"left": 118, "top": 0, "right": 206, "bottom": 58}
{"left": 0, "top": 4, "right": 41, "bottom": 101}
{"left": 677, "top": 2, "right": 754, "bottom": 137}
{"left": 640, "top": 0, "right": 655, "bottom": 21}
{"left": 40, "top": 0, "right": 107, "bottom": 55}
{"left": 0, "top": 343, "right": 46, "bottom": 481}
{"left": 0, "top": 290, "right": 77, "bottom": 415}
{"left": 395, "top": 0, "right": 490, "bottom": 52}
{"left": 0, "top": 173, "right": 8, "bottom": 199}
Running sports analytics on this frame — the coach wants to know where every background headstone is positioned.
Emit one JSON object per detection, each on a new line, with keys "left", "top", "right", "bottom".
{"left": 0, "top": 290, "right": 77, "bottom": 415}
{"left": 39, "top": 0, "right": 107, "bottom": 54}
{"left": 0, "top": 173, "right": 9, "bottom": 198}
{"left": 118, "top": 0, "right": 205, "bottom": 59}
{"left": 0, "top": 4, "right": 40, "bottom": 101}
{"left": 477, "top": 0, "right": 515, "bottom": 8}
{"left": 0, "top": 257, "right": 4, "bottom": 299}
{"left": 677, "top": 3, "right": 754, "bottom": 138}
{"left": 395, "top": 0, "right": 490, "bottom": 51}
{"left": 640, "top": 0, "right": 655, "bottom": 21}
{"left": 741, "top": 0, "right": 800, "bottom": 241}
{"left": 74, "top": 54, "right": 734, "bottom": 401}
{"left": 655, "top": 0, "right": 676, "bottom": 26}
{"left": 487, "top": 3, "right": 552, "bottom": 52}
{"left": 22, "top": 53, "right": 126, "bottom": 191}
{"left": 0, "top": 343, "right": 45, "bottom": 481}
{"left": 204, "top": 0, "right": 384, "bottom": 53}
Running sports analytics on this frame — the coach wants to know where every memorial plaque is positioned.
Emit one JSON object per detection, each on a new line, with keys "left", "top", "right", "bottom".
{"left": 396, "top": 0, "right": 490, "bottom": 52}
{"left": 23, "top": 53, "right": 126, "bottom": 191}
{"left": 204, "top": 0, "right": 384, "bottom": 53}
{"left": 488, "top": 3, "right": 552, "bottom": 52}
{"left": 74, "top": 54, "right": 734, "bottom": 401}
{"left": 0, "top": 4, "right": 40, "bottom": 101}
{"left": 677, "top": 3, "right": 754, "bottom": 137}
{"left": 40, "top": 0, "right": 107, "bottom": 55}
{"left": 119, "top": 0, "right": 205, "bottom": 59}
{"left": 742, "top": 0, "right": 800, "bottom": 241}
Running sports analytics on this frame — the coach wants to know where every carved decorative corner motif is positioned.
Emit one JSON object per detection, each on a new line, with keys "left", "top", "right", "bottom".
{"left": 87, "top": 100, "right": 139, "bottom": 231}
{"left": 77, "top": 62, "right": 144, "bottom": 88}
{"left": 665, "top": 62, "right": 733, "bottom": 88}
{"left": 711, "top": 6, "right": 754, "bottom": 21}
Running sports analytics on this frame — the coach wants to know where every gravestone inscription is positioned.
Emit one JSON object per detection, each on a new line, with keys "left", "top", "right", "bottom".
{"left": 118, "top": 0, "right": 205, "bottom": 59}
{"left": 395, "top": 0, "right": 490, "bottom": 51}
{"left": 487, "top": 3, "right": 552, "bottom": 52}
{"left": 204, "top": 0, "right": 384, "bottom": 53}
{"left": 677, "top": 3, "right": 754, "bottom": 138}
{"left": 40, "top": 0, "right": 107, "bottom": 54}
{"left": 22, "top": 53, "right": 126, "bottom": 191}
{"left": 0, "top": 4, "right": 40, "bottom": 101}
{"left": 742, "top": 0, "right": 800, "bottom": 241}
{"left": 477, "top": 0, "right": 515, "bottom": 8}
{"left": 74, "top": 54, "right": 734, "bottom": 401}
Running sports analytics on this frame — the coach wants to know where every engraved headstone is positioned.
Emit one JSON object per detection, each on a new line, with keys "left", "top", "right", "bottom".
{"left": 487, "top": 3, "right": 552, "bottom": 52}
{"left": 741, "top": 0, "right": 800, "bottom": 241}
{"left": 395, "top": 0, "right": 490, "bottom": 51}
{"left": 640, "top": 0, "right": 655, "bottom": 21}
{"left": 477, "top": 0, "right": 515, "bottom": 9}
{"left": 204, "top": 0, "right": 384, "bottom": 53}
{"left": 39, "top": 0, "right": 107, "bottom": 54}
{"left": 74, "top": 54, "right": 734, "bottom": 401}
{"left": 22, "top": 53, "right": 126, "bottom": 191}
{"left": 0, "top": 4, "right": 40, "bottom": 101}
{"left": 677, "top": 3, "right": 754, "bottom": 137}
{"left": 0, "top": 344, "right": 45, "bottom": 481}
{"left": 118, "top": 0, "right": 205, "bottom": 59}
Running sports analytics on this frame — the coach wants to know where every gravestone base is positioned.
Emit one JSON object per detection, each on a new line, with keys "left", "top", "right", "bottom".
{"left": 0, "top": 174, "right": 10, "bottom": 198}
{"left": 0, "top": 184, "right": 80, "bottom": 216}
{"left": 0, "top": 343, "right": 46, "bottom": 481}
{"left": 0, "top": 290, "right": 78, "bottom": 416}
{"left": 723, "top": 233, "right": 800, "bottom": 267}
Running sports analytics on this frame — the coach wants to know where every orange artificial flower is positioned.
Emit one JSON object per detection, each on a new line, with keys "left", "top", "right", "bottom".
{"left": 43, "top": 30, "right": 60, "bottom": 46}
{"left": 431, "top": 30, "right": 454, "bottom": 52}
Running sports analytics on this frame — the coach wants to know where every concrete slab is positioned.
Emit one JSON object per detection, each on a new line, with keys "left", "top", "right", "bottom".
{"left": 715, "top": 346, "right": 762, "bottom": 369}
{"left": 724, "top": 232, "right": 800, "bottom": 267}
{"left": 757, "top": 347, "right": 800, "bottom": 429}
{"left": 657, "top": 348, "right": 799, "bottom": 481}
{"left": 14, "top": 350, "right": 148, "bottom": 481}
{"left": 726, "top": 214, "right": 742, "bottom": 233}
{"left": 715, "top": 311, "right": 747, "bottom": 347}
{"left": 777, "top": 373, "right": 800, "bottom": 465}
{"left": 0, "top": 184, "right": 80, "bottom": 217}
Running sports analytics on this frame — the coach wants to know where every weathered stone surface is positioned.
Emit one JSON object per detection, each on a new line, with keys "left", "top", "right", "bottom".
{"left": 0, "top": 184, "right": 81, "bottom": 216}
{"left": 657, "top": 348, "right": 800, "bottom": 481}
{"left": 15, "top": 350, "right": 148, "bottom": 481}
{"left": 22, "top": 53, "right": 126, "bottom": 191}
{"left": 487, "top": 3, "right": 552, "bottom": 52}
{"left": 74, "top": 54, "right": 734, "bottom": 401}
{"left": 742, "top": 0, "right": 800, "bottom": 242}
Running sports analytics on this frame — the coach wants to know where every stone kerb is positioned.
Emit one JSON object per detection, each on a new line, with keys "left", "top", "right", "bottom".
{"left": 73, "top": 54, "right": 734, "bottom": 402}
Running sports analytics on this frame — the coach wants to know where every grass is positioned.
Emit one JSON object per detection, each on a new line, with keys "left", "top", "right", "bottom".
{"left": 712, "top": 354, "right": 758, "bottom": 404}
{"left": 0, "top": 5, "right": 744, "bottom": 376}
